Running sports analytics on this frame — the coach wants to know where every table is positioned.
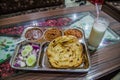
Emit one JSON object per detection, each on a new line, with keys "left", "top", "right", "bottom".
{"left": 0, "top": 5, "right": 120, "bottom": 80}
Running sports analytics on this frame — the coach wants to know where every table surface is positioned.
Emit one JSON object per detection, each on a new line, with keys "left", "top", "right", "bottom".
{"left": 0, "top": 5, "right": 120, "bottom": 80}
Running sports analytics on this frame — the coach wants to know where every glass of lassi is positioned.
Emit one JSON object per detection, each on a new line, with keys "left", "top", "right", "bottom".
{"left": 88, "top": 17, "right": 109, "bottom": 50}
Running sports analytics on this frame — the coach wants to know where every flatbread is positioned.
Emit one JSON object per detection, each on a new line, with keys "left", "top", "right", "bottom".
{"left": 46, "top": 35, "right": 83, "bottom": 68}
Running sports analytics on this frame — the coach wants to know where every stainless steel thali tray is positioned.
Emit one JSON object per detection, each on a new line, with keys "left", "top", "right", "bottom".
{"left": 10, "top": 27, "right": 91, "bottom": 72}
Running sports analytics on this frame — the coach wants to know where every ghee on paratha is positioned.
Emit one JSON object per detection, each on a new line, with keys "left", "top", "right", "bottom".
{"left": 46, "top": 35, "right": 83, "bottom": 68}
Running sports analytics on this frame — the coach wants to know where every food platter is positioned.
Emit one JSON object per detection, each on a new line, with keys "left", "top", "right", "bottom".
{"left": 10, "top": 26, "right": 91, "bottom": 72}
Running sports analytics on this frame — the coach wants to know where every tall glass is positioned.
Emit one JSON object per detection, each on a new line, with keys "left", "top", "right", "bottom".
{"left": 88, "top": 17, "right": 109, "bottom": 50}
{"left": 89, "top": 0, "right": 104, "bottom": 12}
{"left": 90, "top": 0, "right": 104, "bottom": 5}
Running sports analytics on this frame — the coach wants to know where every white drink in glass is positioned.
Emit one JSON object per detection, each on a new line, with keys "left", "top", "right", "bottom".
{"left": 88, "top": 18, "right": 109, "bottom": 50}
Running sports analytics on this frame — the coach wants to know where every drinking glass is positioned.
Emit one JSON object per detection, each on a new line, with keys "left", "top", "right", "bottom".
{"left": 89, "top": 0, "right": 105, "bottom": 11}
{"left": 90, "top": 0, "right": 104, "bottom": 5}
{"left": 88, "top": 17, "right": 109, "bottom": 50}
